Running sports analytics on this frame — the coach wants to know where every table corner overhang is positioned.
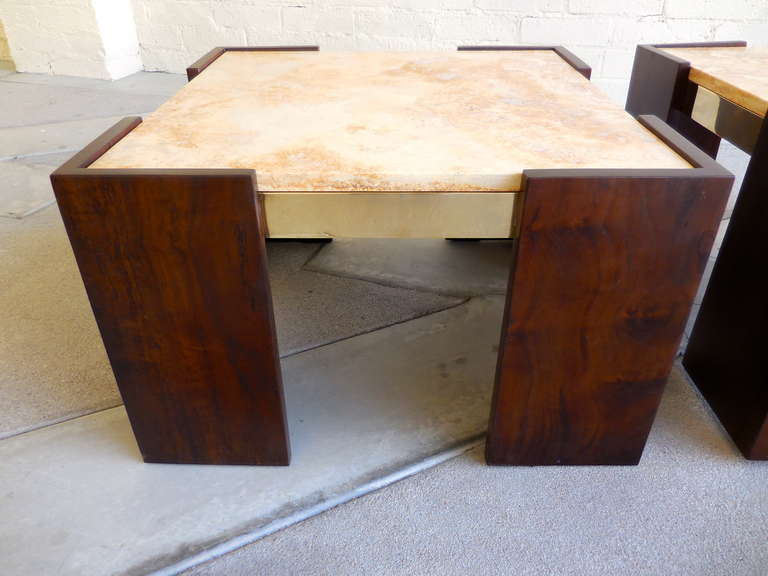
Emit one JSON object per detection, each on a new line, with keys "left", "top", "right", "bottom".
{"left": 457, "top": 44, "right": 591, "bottom": 79}
{"left": 185, "top": 45, "right": 320, "bottom": 82}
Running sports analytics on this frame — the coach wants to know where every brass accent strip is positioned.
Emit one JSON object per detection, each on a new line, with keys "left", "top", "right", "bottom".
{"left": 263, "top": 192, "right": 518, "bottom": 239}
{"left": 691, "top": 85, "right": 762, "bottom": 155}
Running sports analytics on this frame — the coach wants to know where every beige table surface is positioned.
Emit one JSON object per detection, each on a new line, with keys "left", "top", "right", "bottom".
{"left": 90, "top": 50, "right": 690, "bottom": 238}
{"left": 93, "top": 50, "right": 689, "bottom": 191}
{"left": 662, "top": 46, "right": 768, "bottom": 118}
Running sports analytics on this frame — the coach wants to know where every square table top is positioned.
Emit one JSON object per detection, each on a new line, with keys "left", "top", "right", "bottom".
{"left": 91, "top": 50, "right": 690, "bottom": 191}
{"left": 662, "top": 46, "right": 768, "bottom": 118}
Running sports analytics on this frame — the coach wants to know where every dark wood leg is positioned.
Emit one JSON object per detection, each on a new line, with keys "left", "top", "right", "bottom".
{"left": 487, "top": 170, "right": 730, "bottom": 465}
{"left": 626, "top": 44, "right": 722, "bottom": 158}
{"left": 52, "top": 171, "right": 290, "bottom": 465}
{"left": 683, "top": 119, "right": 768, "bottom": 459}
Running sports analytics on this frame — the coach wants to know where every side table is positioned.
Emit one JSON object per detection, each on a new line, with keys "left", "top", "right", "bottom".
{"left": 52, "top": 46, "right": 732, "bottom": 466}
{"left": 627, "top": 41, "right": 768, "bottom": 459}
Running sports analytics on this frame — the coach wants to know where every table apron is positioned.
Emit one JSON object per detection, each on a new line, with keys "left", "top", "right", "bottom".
{"left": 262, "top": 192, "right": 518, "bottom": 239}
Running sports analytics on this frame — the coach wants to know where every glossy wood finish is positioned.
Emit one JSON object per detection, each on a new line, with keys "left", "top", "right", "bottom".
{"left": 487, "top": 116, "right": 732, "bottom": 465}
{"left": 683, "top": 115, "right": 768, "bottom": 459}
{"left": 457, "top": 45, "right": 591, "bottom": 79}
{"left": 51, "top": 120, "right": 289, "bottom": 465}
{"left": 625, "top": 42, "right": 746, "bottom": 158}
{"left": 186, "top": 45, "right": 319, "bottom": 81}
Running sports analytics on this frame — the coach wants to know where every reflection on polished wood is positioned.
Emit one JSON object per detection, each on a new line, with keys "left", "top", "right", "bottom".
{"left": 663, "top": 46, "right": 768, "bottom": 118}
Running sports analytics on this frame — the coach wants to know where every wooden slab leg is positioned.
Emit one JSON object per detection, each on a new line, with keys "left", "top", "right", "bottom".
{"left": 683, "top": 120, "right": 768, "bottom": 459}
{"left": 487, "top": 168, "right": 730, "bottom": 465}
{"left": 624, "top": 43, "right": 748, "bottom": 159}
{"left": 51, "top": 169, "right": 290, "bottom": 465}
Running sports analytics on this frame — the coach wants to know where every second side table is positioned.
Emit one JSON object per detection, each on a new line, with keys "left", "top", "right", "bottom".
{"left": 627, "top": 42, "right": 768, "bottom": 459}
{"left": 52, "top": 46, "right": 732, "bottom": 466}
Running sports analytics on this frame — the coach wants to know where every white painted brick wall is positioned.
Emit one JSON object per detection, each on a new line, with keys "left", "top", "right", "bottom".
{"left": 0, "top": 0, "right": 765, "bottom": 94}
{"left": 92, "top": 0, "right": 143, "bottom": 78}
{"left": 0, "top": 0, "right": 141, "bottom": 79}
{"left": 0, "top": 0, "right": 109, "bottom": 77}
{"left": 126, "top": 0, "right": 766, "bottom": 104}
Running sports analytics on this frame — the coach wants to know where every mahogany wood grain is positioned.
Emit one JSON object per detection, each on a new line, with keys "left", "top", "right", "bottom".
{"left": 186, "top": 45, "right": 319, "bottom": 81}
{"left": 457, "top": 45, "right": 591, "bottom": 79}
{"left": 683, "top": 116, "right": 768, "bottom": 459}
{"left": 51, "top": 122, "right": 289, "bottom": 465}
{"left": 487, "top": 115, "right": 732, "bottom": 465}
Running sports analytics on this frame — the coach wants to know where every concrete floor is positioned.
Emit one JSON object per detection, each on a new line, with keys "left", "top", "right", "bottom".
{"left": 185, "top": 367, "right": 768, "bottom": 576}
{"left": 1, "top": 297, "right": 503, "bottom": 576}
{"left": 0, "top": 69, "right": 509, "bottom": 575}
{"left": 0, "top": 68, "right": 764, "bottom": 576}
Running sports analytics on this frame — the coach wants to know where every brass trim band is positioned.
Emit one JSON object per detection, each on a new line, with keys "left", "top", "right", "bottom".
{"left": 691, "top": 85, "right": 763, "bottom": 155}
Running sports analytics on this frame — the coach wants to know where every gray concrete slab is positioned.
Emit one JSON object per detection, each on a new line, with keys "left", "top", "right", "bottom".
{"left": 12, "top": 151, "right": 74, "bottom": 167}
{"left": 0, "top": 209, "right": 460, "bottom": 438}
{"left": 1, "top": 72, "right": 127, "bottom": 91}
{"left": 0, "top": 71, "right": 185, "bottom": 156}
{"left": 0, "top": 116, "right": 127, "bottom": 160}
{"left": 0, "top": 208, "right": 119, "bottom": 438}
{"left": 268, "top": 241, "right": 462, "bottom": 356}
{"left": 307, "top": 239, "right": 514, "bottom": 297}
{"left": 184, "top": 365, "right": 768, "bottom": 576}
{"left": 0, "top": 82, "right": 166, "bottom": 128}
{"left": 105, "top": 71, "right": 187, "bottom": 95}
{"left": 0, "top": 153, "right": 69, "bottom": 218}
{"left": 1, "top": 71, "right": 186, "bottom": 96}
{"left": 0, "top": 297, "right": 503, "bottom": 576}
